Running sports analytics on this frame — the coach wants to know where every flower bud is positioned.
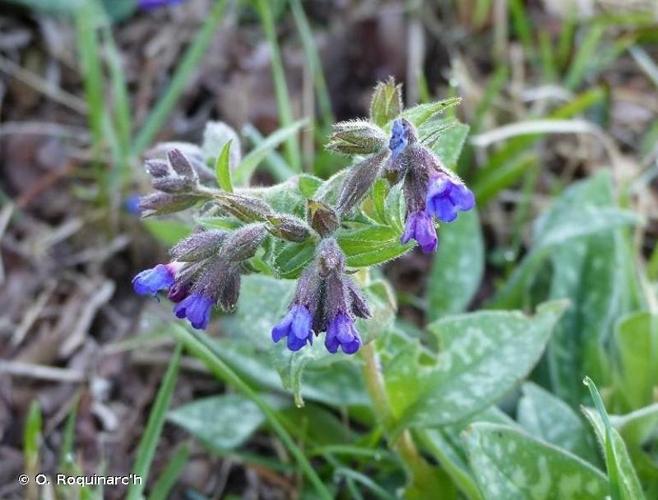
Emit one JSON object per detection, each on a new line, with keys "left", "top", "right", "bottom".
{"left": 317, "top": 238, "right": 345, "bottom": 277}
{"left": 170, "top": 230, "right": 228, "bottom": 262}
{"left": 266, "top": 214, "right": 311, "bottom": 242}
{"left": 167, "top": 149, "right": 198, "bottom": 181}
{"left": 151, "top": 175, "right": 197, "bottom": 194}
{"left": 214, "top": 192, "right": 274, "bottom": 223}
{"left": 139, "top": 192, "right": 200, "bottom": 217}
{"left": 336, "top": 149, "right": 389, "bottom": 215}
{"left": 369, "top": 77, "right": 403, "bottom": 128}
{"left": 346, "top": 278, "right": 371, "bottom": 318}
{"left": 307, "top": 200, "right": 340, "bottom": 237}
{"left": 144, "top": 159, "right": 170, "bottom": 178}
{"left": 222, "top": 223, "right": 268, "bottom": 262}
{"left": 326, "top": 120, "right": 387, "bottom": 155}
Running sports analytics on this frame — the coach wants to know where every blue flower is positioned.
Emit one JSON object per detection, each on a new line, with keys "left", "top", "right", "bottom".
{"left": 325, "top": 313, "right": 361, "bottom": 354}
{"left": 173, "top": 293, "right": 213, "bottom": 330}
{"left": 389, "top": 119, "right": 408, "bottom": 159}
{"left": 123, "top": 193, "right": 142, "bottom": 216}
{"left": 426, "top": 174, "right": 475, "bottom": 223}
{"left": 272, "top": 304, "right": 313, "bottom": 352}
{"left": 401, "top": 210, "right": 438, "bottom": 254}
{"left": 138, "top": 0, "right": 184, "bottom": 10}
{"left": 133, "top": 263, "right": 180, "bottom": 296}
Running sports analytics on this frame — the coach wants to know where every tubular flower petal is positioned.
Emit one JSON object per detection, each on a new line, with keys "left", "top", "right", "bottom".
{"left": 426, "top": 174, "right": 475, "bottom": 223}
{"left": 132, "top": 262, "right": 181, "bottom": 296}
{"left": 325, "top": 313, "right": 362, "bottom": 355}
{"left": 401, "top": 211, "right": 438, "bottom": 254}
{"left": 272, "top": 304, "right": 314, "bottom": 352}
{"left": 173, "top": 293, "right": 213, "bottom": 330}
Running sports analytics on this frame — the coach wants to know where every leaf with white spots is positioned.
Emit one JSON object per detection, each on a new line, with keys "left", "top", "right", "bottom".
{"left": 168, "top": 394, "right": 272, "bottom": 450}
{"left": 428, "top": 209, "right": 484, "bottom": 318}
{"left": 464, "top": 423, "right": 608, "bottom": 500}
{"left": 517, "top": 383, "right": 599, "bottom": 464}
{"left": 387, "top": 300, "right": 567, "bottom": 428}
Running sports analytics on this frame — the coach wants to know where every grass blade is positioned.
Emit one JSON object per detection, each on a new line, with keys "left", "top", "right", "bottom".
{"left": 147, "top": 444, "right": 190, "bottom": 500}
{"left": 234, "top": 119, "right": 307, "bottom": 184}
{"left": 289, "top": 0, "right": 334, "bottom": 126}
{"left": 255, "top": 0, "right": 301, "bottom": 171}
{"left": 171, "top": 325, "right": 333, "bottom": 500}
{"left": 127, "top": 344, "right": 182, "bottom": 500}
{"left": 132, "top": 0, "right": 228, "bottom": 155}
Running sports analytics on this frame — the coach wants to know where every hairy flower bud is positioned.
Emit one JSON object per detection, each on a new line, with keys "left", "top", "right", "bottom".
{"left": 144, "top": 159, "right": 170, "bottom": 178}
{"left": 326, "top": 120, "right": 387, "bottom": 155}
{"left": 346, "top": 278, "right": 371, "bottom": 318}
{"left": 222, "top": 224, "right": 268, "bottom": 262}
{"left": 167, "top": 149, "right": 199, "bottom": 181}
{"left": 383, "top": 118, "right": 418, "bottom": 184}
{"left": 266, "top": 214, "right": 311, "bottom": 242}
{"left": 214, "top": 192, "right": 274, "bottom": 223}
{"left": 139, "top": 192, "right": 200, "bottom": 217}
{"left": 317, "top": 238, "right": 345, "bottom": 277}
{"left": 151, "top": 175, "right": 197, "bottom": 194}
{"left": 307, "top": 200, "right": 340, "bottom": 237}
{"left": 170, "top": 230, "right": 227, "bottom": 262}
{"left": 336, "top": 149, "right": 390, "bottom": 215}
{"left": 369, "top": 77, "right": 403, "bottom": 128}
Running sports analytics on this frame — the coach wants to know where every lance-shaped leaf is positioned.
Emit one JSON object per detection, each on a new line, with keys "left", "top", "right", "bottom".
{"left": 369, "top": 77, "right": 403, "bottom": 127}
{"left": 386, "top": 301, "right": 567, "bottom": 429}
{"left": 583, "top": 377, "right": 645, "bottom": 500}
{"left": 464, "top": 423, "right": 608, "bottom": 500}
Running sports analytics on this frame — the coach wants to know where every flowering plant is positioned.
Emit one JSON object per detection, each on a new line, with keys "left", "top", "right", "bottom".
{"left": 133, "top": 79, "right": 474, "bottom": 358}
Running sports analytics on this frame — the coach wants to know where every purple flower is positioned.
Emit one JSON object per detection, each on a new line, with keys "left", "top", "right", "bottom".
{"left": 132, "top": 263, "right": 181, "bottom": 296}
{"left": 426, "top": 174, "right": 475, "bottom": 223}
{"left": 167, "top": 283, "right": 189, "bottom": 303}
{"left": 173, "top": 293, "right": 213, "bottom": 330}
{"left": 272, "top": 304, "right": 314, "bottom": 352}
{"left": 138, "top": 0, "right": 184, "bottom": 10}
{"left": 325, "top": 313, "right": 361, "bottom": 354}
{"left": 401, "top": 210, "right": 438, "bottom": 254}
{"left": 389, "top": 119, "right": 409, "bottom": 159}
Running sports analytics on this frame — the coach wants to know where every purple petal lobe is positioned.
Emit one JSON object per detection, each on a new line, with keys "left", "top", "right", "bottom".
{"left": 173, "top": 293, "right": 213, "bottom": 330}
{"left": 325, "top": 313, "right": 362, "bottom": 355}
{"left": 426, "top": 174, "right": 475, "bottom": 223}
{"left": 401, "top": 211, "right": 438, "bottom": 254}
{"left": 271, "top": 304, "right": 313, "bottom": 352}
{"left": 132, "top": 264, "right": 176, "bottom": 296}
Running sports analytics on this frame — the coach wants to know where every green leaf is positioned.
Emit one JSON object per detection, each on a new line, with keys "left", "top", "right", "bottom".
{"left": 421, "top": 118, "right": 470, "bottom": 169}
{"left": 271, "top": 239, "right": 316, "bottom": 279}
{"left": 148, "top": 445, "right": 189, "bottom": 500}
{"left": 168, "top": 394, "right": 274, "bottom": 450}
{"left": 583, "top": 377, "right": 646, "bottom": 500}
{"left": 402, "top": 97, "right": 462, "bottom": 128}
{"left": 369, "top": 77, "right": 403, "bottom": 127}
{"left": 127, "top": 345, "right": 181, "bottom": 500}
{"left": 143, "top": 219, "right": 192, "bottom": 246}
{"left": 215, "top": 140, "right": 233, "bottom": 192}
{"left": 233, "top": 119, "right": 307, "bottom": 185}
{"left": 427, "top": 209, "right": 484, "bottom": 319}
{"left": 613, "top": 312, "right": 658, "bottom": 411}
{"left": 337, "top": 225, "right": 412, "bottom": 268}
{"left": 464, "top": 423, "right": 608, "bottom": 500}
{"left": 517, "top": 382, "right": 598, "bottom": 463}
{"left": 387, "top": 300, "right": 567, "bottom": 428}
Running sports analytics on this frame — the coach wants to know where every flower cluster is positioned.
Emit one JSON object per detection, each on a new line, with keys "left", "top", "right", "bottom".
{"left": 132, "top": 81, "right": 474, "bottom": 356}
{"left": 271, "top": 239, "right": 370, "bottom": 354}
{"left": 388, "top": 118, "right": 475, "bottom": 253}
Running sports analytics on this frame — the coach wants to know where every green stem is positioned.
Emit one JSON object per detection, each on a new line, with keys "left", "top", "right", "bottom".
{"left": 172, "top": 326, "right": 332, "bottom": 500}
{"left": 360, "top": 342, "right": 428, "bottom": 482}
